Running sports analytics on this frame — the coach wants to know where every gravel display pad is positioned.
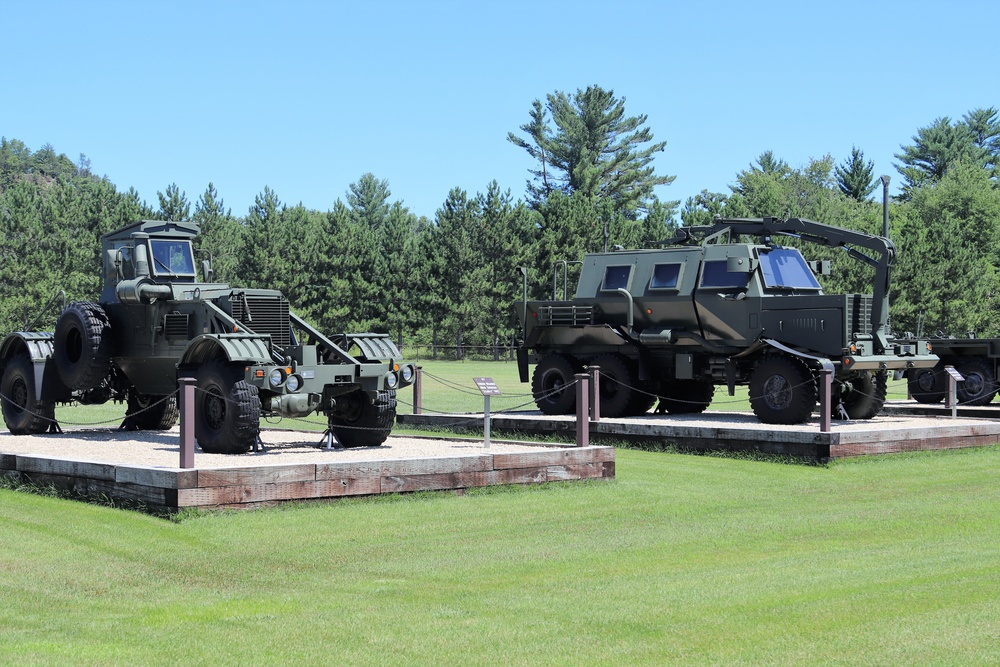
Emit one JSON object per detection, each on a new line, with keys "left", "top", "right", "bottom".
{"left": 0, "top": 426, "right": 550, "bottom": 470}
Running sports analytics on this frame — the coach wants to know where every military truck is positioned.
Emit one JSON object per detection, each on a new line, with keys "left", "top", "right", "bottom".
{"left": 903, "top": 337, "right": 1000, "bottom": 406}
{"left": 0, "top": 220, "right": 415, "bottom": 453}
{"left": 515, "top": 217, "right": 937, "bottom": 424}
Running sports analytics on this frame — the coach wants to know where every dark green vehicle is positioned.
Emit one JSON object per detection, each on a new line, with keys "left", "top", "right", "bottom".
{"left": 902, "top": 337, "right": 1000, "bottom": 406}
{"left": 0, "top": 220, "right": 414, "bottom": 453}
{"left": 515, "top": 217, "right": 937, "bottom": 425}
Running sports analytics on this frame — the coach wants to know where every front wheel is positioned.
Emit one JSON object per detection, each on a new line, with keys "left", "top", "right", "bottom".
{"left": 1, "top": 354, "right": 55, "bottom": 434}
{"left": 956, "top": 358, "right": 997, "bottom": 406}
{"left": 749, "top": 356, "right": 817, "bottom": 425}
{"left": 329, "top": 390, "right": 396, "bottom": 448}
{"left": 195, "top": 360, "right": 260, "bottom": 454}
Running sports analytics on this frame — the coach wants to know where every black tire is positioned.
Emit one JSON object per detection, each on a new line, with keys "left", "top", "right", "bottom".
{"left": 124, "top": 389, "right": 179, "bottom": 430}
{"left": 956, "top": 358, "right": 997, "bottom": 406}
{"left": 627, "top": 387, "right": 658, "bottom": 416}
{"left": 54, "top": 301, "right": 113, "bottom": 391}
{"left": 195, "top": 359, "right": 260, "bottom": 454}
{"left": 330, "top": 390, "right": 397, "bottom": 448}
{"left": 749, "top": 355, "right": 817, "bottom": 425}
{"left": 908, "top": 364, "right": 945, "bottom": 404}
{"left": 531, "top": 354, "right": 580, "bottom": 415}
{"left": 834, "top": 371, "right": 887, "bottom": 420}
{"left": 591, "top": 353, "right": 635, "bottom": 419}
{"left": 1, "top": 354, "right": 55, "bottom": 434}
{"left": 657, "top": 379, "right": 715, "bottom": 415}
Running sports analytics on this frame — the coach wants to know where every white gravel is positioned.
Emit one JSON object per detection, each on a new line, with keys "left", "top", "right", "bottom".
{"left": 0, "top": 426, "right": 554, "bottom": 470}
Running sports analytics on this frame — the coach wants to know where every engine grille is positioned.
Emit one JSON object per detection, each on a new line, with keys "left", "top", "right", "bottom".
{"left": 232, "top": 295, "right": 291, "bottom": 348}
{"left": 846, "top": 294, "right": 873, "bottom": 337}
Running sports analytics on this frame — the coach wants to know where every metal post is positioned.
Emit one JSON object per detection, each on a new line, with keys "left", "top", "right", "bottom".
{"left": 881, "top": 175, "right": 891, "bottom": 239}
{"left": 818, "top": 365, "right": 833, "bottom": 433}
{"left": 179, "top": 377, "right": 196, "bottom": 469}
{"left": 945, "top": 366, "right": 958, "bottom": 418}
{"left": 575, "top": 373, "right": 590, "bottom": 447}
{"left": 413, "top": 365, "right": 423, "bottom": 415}
{"left": 589, "top": 365, "right": 601, "bottom": 422}
{"left": 483, "top": 395, "right": 491, "bottom": 449}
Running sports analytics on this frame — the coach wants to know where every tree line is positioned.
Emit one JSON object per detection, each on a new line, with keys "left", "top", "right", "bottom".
{"left": 2, "top": 88, "right": 999, "bottom": 354}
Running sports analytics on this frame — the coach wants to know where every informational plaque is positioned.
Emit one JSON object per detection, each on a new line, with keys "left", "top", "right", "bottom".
{"left": 473, "top": 377, "right": 502, "bottom": 396}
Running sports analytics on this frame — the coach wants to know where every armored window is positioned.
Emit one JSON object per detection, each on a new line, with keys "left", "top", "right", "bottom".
{"left": 150, "top": 240, "right": 196, "bottom": 277}
{"left": 700, "top": 260, "right": 750, "bottom": 289}
{"left": 601, "top": 265, "right": 632, "bottom": 291}
{"left": 649, "top": 263, "right": 681, "bottom": 290}
{"left": 759, "top": 248, "right": 821, "bottom": 290}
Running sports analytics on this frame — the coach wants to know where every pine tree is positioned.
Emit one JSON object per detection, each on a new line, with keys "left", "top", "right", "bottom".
{"left": 508, "top": 85, "right": 674, "bottom": 215}
{"left": 835, "top": 147, "right": 877, "bottom": 201}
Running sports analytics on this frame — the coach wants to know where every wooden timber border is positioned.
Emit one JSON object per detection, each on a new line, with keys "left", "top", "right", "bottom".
{"left": 398, "top": 409, "right": 1000, "bottom": 460}
{"left": 0, "top": 443, "right": 615, "bottom": 513}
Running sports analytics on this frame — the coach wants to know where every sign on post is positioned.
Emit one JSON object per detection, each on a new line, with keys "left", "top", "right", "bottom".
{"left": 473, "top": 377, "right": 501, "bottom": 448}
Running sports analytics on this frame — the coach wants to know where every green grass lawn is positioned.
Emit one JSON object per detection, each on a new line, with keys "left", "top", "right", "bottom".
{"left": 1, "top": 445, "right": 999, "bottom": 665}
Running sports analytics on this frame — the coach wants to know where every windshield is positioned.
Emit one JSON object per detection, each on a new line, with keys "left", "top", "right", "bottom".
{"left": 759, "top": 248, "right": 821, "bottom": 290}
{"left": 150, "top": 239, "right": 196, "bottom": 277}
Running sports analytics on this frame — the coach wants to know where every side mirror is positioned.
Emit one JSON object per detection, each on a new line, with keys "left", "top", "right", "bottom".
{"left": 202, "top": 259, "right": 215, "bottom": 283}
{"left": 807, "top": 259, "right": 832, "bottom": 276}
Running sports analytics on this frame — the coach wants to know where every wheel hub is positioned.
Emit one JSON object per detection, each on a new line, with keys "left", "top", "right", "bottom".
{"left": 762, "top": 374, "right": 792, "bottom": 410}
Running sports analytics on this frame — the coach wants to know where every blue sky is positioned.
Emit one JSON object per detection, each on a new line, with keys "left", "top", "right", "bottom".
{"left": 2, "top": 0, "right": 996, "bottom": 221}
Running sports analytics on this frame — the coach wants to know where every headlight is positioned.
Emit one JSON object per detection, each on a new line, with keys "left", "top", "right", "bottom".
{"left": 285, "top": 374, "right": 301, "bottom": 392}
{"left": 385, "top": 371, "right": 399, "bottom": 389}
{"left": 268, "top": 369, "right": 284, "bottom": 387}
{"left": 400, "top": 364, "right": 415, "bottom": 383}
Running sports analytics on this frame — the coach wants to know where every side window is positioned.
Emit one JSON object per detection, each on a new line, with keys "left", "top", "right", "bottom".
{"left": 601, "top": 265, "right": 632, "bottom": 291}
{"left": 700, "top": 260, "right": 750, "bottom": 289}
{"left": 650, "top": 263, "right": 681, "bottom": 290}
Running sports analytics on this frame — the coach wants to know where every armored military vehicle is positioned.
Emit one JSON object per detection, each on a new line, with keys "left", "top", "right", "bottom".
{"left": 0, "top": 220, "right": 414, "bottom": 453}
{"left": 515, "top": 217, "right": 937, "bottom": 424}
{"left": 902, "top": 337, "right": 1000, "bottom": 406}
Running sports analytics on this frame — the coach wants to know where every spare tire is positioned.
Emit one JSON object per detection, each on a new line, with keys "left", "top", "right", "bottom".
{"left": 54, "top": 301, "right": 113, "bottom": 391}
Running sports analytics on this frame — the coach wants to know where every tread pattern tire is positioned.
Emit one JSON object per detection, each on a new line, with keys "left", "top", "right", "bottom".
{"left": 657, "top": 379, "right": 715, "bottom": 415}
{"left": 749, "top": 355, "right": 817, "bottom": 425}
{"left": 591, "top": 353, "right": 636, "bottom": 419}
{"left": 125, "top": 389, "right": 179, "bottom": 430}
{"left": 908, "top": 363, "right": 945, "bottom": 404}
{"left": 531, "top": 354, "right": 580, "bottom": 415}
{"left": 195, "top": 359, "right": 260, "bottom": 454}
{"left": 54, "top": 302, "right": 113, "bottom": 392}
{"left": 956, "top": 358, "right": 997, "bottom": 406}
{"left": 835, "top": 371, "right": 887, "bottom": 420}
{"left": 330, "top": 390, "right": 397, "bottom": 448}
{"left": 1, "top": 354, "right": 55, "bottom": 434}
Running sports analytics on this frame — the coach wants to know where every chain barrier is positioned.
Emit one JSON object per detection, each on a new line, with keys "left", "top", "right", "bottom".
{"left": 3, "top": 367, "right": 997, "bottom": 439}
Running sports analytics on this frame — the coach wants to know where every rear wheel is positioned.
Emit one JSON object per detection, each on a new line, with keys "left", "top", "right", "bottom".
{"left": 1, "top": 354, "right": 55, "bottom": 434}
{"left": 54, "top": 302, "right": 113, "bottom": 391}
{"left": 956, "top": 358, "right": 997, "bottom": 406}
{"left": 330, "top": 390, "right": 396, "bottom": 448}
{"left": 124, "top": 389, "right": 179, "bottom": 430}
{"left": 592, "top": 353, "right": 635, "bottom": 418}
{"left": 195, "top": 359, "right": 260, "bottom": 454}
{"left": 749, "top": 355, "right": 817, "bottom": 425}
{"left": 908, "top": 364, "right": 945, "bottom": 404}
{"left": 531, "top": 354, "right": 580, "bottom": 415}
{"left": 657, "top": 379, "right": 715, "bottom": 414}
{"left": 834, "top": 371, "right": 887, "bottom": 420}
